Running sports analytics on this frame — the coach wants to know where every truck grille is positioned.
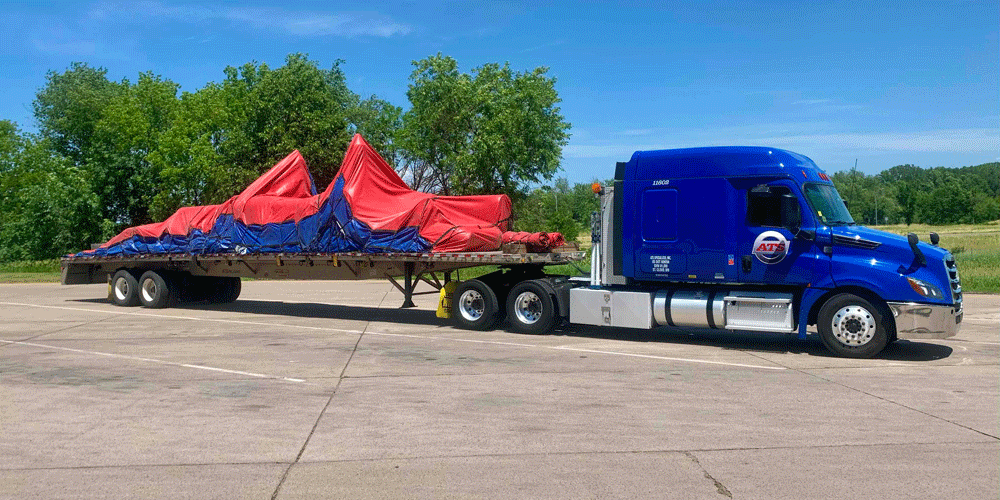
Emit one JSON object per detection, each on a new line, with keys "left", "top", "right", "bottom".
{"left": 944, "top": 254, "right": 962, "bottom": 310}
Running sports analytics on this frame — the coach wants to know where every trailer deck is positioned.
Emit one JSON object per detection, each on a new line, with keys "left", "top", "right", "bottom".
{"left": 62, "top": 250, "right": 586, "bottom": 307}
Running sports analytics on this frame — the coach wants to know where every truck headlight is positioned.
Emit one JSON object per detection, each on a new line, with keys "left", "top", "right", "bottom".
{"left": 906, "top": 277, "right": 944, "bottom": 299}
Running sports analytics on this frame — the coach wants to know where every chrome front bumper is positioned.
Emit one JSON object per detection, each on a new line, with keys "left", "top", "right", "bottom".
{"left": 887, "top": 301, "right": 962, "bottom": 339}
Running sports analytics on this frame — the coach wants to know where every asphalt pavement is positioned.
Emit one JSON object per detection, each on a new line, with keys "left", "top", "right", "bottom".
{"left": 1, "top": 280, "right": 997, "bottom": 499}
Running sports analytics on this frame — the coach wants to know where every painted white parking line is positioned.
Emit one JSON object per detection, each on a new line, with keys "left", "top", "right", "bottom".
{"left": 0, "top": 339, "right": 307, "bottom": 383}
{"left": 553, "top": 346, "right": 788, "bottom": 370}
{"left": 0, "top": 301, "right": 365, "bottom": 334}
{"left": 0, "top": 301, "right": 786, "bottom": 371}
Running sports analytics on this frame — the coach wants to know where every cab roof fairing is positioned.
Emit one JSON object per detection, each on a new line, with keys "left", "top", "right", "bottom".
{"left": 623, "top": 146, "right": 830, "bottom": 183}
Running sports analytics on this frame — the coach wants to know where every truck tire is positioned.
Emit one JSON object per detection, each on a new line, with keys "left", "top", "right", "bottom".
{"left": 452, "top": 279, "right": 502, "bottom": 330}
{"left": 817, "top": 293, "right": 889, "bottom": 358}
{"left": 109, "top": 270, "right": 140, "bottom": 307}
{"left": 506, "top": 280, "right": 556, "bottom": 335}
{"left": 138, "top": 271, "right": 178, "bottom": 309}
{"left": 212, "top": 277, "right": 241, "bottom": 303}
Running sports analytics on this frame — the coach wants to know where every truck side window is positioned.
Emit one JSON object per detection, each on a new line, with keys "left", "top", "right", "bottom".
{"left": 747, "top": 186, "right": 791, "bottom": 227}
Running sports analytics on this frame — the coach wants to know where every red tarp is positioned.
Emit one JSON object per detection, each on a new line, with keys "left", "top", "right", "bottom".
{"left": 87, "top": 134, "right": 565, "bottom": 256}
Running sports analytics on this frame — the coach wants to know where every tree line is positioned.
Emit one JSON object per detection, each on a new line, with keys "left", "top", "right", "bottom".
{"left": 0, "top": 53, "right": 570, "bottom": 261}
{"left": 833, "top": 162, "right": 999, "bottom": 226}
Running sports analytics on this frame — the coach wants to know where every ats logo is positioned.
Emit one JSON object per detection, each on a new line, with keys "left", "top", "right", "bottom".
{"left": 752, "top": 231, "right": 789, "bottom": 264}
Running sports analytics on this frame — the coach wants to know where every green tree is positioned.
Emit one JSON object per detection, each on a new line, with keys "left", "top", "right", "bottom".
{"left": 0, "top": 120, "right": 23, "bottom": 173}
{"left": 878, "top": 164, "right": 923, "bottom": 224}
{"left": 512, "top": 178, "right": 582, "bottom": 241}
{"left": 91, "top": 72, "right": 181, "bottom": 226}
{"left": 351, "top": 96, "right": 404, "bottom": 166}
{"left": 398, "top": 54, "right": 571, "bottom": 198}
{"left": 147, "top": 84, "right": 233, "bottom": 220}
{"left": 970, "top": 192, "right": 1000, "bottom": 223}
{"left": 0, "top": 131, "right": 101, "bottom": 261}
{"left": 33, "top": 63, "right": 124, "bottom": 166}
{"left": 218, "top": 54, "right": 358, "bottom": 190}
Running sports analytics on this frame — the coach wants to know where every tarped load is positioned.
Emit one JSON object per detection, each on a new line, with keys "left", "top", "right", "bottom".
{"left": 79, "top": 134, "right": 563, "bottom": 257}
{"left": 501, "top": 231, "right": 566, "bottom": 253}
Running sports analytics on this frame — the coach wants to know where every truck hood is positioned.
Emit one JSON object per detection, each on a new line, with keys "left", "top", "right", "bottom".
{"left": 830, "top": 225, "right": 950, "bottom": 273}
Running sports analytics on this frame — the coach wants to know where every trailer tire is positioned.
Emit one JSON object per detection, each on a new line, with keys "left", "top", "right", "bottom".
{"left": 817, "top": 293, "right": 889, "bottom": 358}
{"left": 211, "top": 277, "right": 241, "bottom": 303}
{"left": 138, "top": 271, "right": 178, "bottom": 309}
{"left": 452, "top": 279, "right": 502, "bottom": 330}
{"left": 109, "top": 270, "right": 141, "bottom": 307}
{"left": 506, "top": 280, "right": 556, "bottom": 335}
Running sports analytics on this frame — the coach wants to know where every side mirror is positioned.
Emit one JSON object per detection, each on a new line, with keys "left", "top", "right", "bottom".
{"left": 907, "top": 232, "right": 927, "bottom": 266}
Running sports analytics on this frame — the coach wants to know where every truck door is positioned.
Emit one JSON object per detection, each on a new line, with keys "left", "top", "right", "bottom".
{"left": 738, "top": 181, "right": 829, "bottom": 285}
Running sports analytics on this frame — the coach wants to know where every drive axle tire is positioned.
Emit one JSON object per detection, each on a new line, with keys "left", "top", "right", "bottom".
{"left": 817, "top": 293, "right": 889, "bottom": 358}
{"left": 138, "top": 271, "right": 178, "bottom": 309}
{"left": 506, "top": 280, "right": 556, "bottom": 335}
{"left": 109, "top": 270, "right": 140, "bottom": 307}
{"left": 452, "top": 279, "right": 502, "bottom": 330}
{"left": 212, "top": 277, "right": 241, "bottom": 303}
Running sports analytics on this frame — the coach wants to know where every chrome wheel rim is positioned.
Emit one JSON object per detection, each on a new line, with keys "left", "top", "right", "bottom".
{"left": 831, "top": 305, "right": 877, "bottom": 346}
{"left": 141, "top": 278, "right": 157, "bottom": 303}
{"left": 459, "top": 289, "right": 485, "bottom": 322}
{"left": 513, "top": 291, "right": 542, "bottom": 325}
{"left": 114, "top": 277, "right": 130, "bottom": 301}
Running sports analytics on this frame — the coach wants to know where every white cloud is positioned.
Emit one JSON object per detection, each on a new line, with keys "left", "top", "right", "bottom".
{"left": 562, "top": 144, "right": 625, "bottom": 159}
{"left": 763, "top": 128, "right": 999, "bottom": 153}
{"left": 562, "top": 127, "right": 1000, "bottom": 161}
{"left": 31, "top": 38, "right": 97, "bottom": 57}
{"left": 88, "top": 1, "right": 412, "bottom": 38}
{"left": 620, "top": 128, "right": 655, "bottom": 137}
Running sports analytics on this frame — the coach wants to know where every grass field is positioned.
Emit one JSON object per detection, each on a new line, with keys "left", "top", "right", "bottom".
{"left": 0, "top": 259, "right": 61, "bottom": 284}
{"left": 1, "top": 223, "right": 994, "bottom": 293}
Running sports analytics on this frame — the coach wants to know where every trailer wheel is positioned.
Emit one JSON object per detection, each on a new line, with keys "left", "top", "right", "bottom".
{"left": 506, "top": 280, "right": 556, "bottom": 335}
{"left": 109, "top": 270, "right": 140, "bottom": 307}
{"left": 817, "top": 293, "right": 889, "bottom": 358}
{"left": 138, "top": 271, "right": 178, "bottom": 309}
{"left": 211, "top": 277, "right": 242, "bottom": 303}
{"left": 452, "top": 279, "right": 502, "bottom": 330}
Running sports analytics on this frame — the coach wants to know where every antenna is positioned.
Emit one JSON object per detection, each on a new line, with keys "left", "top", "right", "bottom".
{"left": 852, "top": 159, "right": 858, "bottom": 213}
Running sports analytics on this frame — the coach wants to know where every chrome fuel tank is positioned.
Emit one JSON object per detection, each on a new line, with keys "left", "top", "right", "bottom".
{"left": 653, "top": 290, "right": 726, "bottom": 329}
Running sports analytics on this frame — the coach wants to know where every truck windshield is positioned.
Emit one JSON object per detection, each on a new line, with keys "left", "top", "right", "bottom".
{"left": 803, "top": 183, "right": 855, "bottom": 226}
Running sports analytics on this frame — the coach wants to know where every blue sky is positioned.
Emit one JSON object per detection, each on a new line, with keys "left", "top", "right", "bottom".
{"left": 1, "top": 0, "right": 997, "bottom": 182}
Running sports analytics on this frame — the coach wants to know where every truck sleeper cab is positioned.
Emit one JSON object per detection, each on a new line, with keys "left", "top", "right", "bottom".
{"left": 454, "top": 147, "right": 962, "bottom": 359}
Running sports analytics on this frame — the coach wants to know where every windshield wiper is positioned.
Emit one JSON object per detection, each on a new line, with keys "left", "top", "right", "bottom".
{"left": 825, "top": 219, "right": 856, "bottom": 226}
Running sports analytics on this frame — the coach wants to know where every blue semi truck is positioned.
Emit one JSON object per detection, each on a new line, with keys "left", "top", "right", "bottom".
{"left": 452, "top": 146, "right": 962, "bottom": 358}
{"left": 63, "top": 146, "right": 962, "bottom": 359}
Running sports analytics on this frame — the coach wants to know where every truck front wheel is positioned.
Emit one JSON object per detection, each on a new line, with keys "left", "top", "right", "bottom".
{"left": 817, "top": 293, "right": 889, "bottom": 358}
{"left": 452, "top": 279, "right": 503, "bottom": 330}
{"left": 506, "top": 280, "right": 556, "bottom": 335}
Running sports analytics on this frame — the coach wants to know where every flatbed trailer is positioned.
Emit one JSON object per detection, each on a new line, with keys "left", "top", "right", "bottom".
{"left": 61, "top": 250, "right": 586, "bottom": 309}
